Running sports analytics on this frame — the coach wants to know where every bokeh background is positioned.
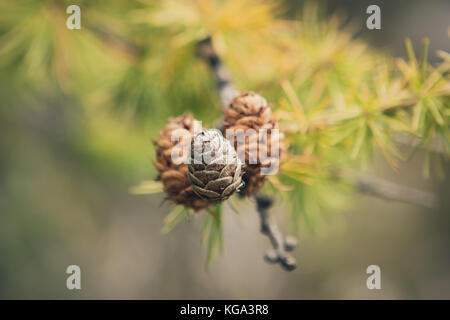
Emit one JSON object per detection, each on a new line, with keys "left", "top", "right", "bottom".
{"left": 0, "top": 0, "right": 449, "bottom": 299}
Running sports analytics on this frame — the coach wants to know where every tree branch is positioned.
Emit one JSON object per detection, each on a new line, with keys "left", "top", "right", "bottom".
{"left": 254, "top": 194, "right": 298, "bottom": 271}
{"left": 392, "top": 133, "right": 447, "bottom": 155}
{"left": 355, "top": 174, "right": 438, "bottom": 208}
{"left": 87, "top": 24, "right": 141, "bottom": 59}
{"left": 198, "top": 37, "right": 298, "bottom": 271}
{"left": 197, "top": 37, "right": 239, "bottom": 109}
{"left": 382, "top": 86, "right": 450, "bottom": 115}
{"left": 197, "top": 36, "right": 438, "bottom": 273}
{"left": 332, "top": 169, "right": 438, "bottom": 209}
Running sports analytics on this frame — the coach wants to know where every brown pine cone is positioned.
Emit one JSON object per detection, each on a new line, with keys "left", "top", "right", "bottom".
{"left": 222, "top": 92, "right": 281, "bottom": 196}
{"left": 153, "top": 114, "right": 212, "bottom": 211}
{"left": 188, "top": 129, "right": 244, "bottom": 201}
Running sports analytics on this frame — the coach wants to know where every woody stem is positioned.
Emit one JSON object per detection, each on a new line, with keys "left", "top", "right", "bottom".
{"left": 197, "top": 37, "right": 239, "bottom": 110}
{"left": 254, "top": 194, "right": 297, "bottom": 271}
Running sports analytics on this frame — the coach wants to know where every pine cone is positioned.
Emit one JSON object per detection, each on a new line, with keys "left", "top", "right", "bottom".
{"left": 188, "top": 129, "right": 244, "bottom": 201}
{"left": 153, "top": 114, "right": 212, "bottom": 211}
{"left": 222, "top": 92, "right": 281, "bottom": 196}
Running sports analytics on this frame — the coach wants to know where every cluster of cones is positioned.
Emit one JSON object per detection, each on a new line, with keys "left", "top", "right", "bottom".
{"left": 153, "top": 92, "right": 281, "bottom": 211}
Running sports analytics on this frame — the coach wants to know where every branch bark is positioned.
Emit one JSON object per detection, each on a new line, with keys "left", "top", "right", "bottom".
{"left": 355, "top": 174, "right": 437, "bottom": 208}
{"left": 392, "top": 133, "right": 447, "bottom": 155}
{"left": 332, "top": 169, "right": 438, "bottom": 209}
{"left": 197, "top": 37, "right": 239, "bottom": 109}
{"left": 254, "top": 194, "right": 297, "bottom": 271}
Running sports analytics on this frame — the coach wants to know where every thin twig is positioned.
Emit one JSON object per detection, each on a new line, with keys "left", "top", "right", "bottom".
{"left": 87, "top": 24, "right": 141, "bottom": 58}
{"left": 197, "top": 37, "right": 239, "bottom": 109}
{"left": 392, "top": 133, "right": 447, "bottom": 155}
{"left": 355, "top": 174, "right": 438, "bottom": 208}
{"left": 382, "top": 86, "right": 450, "bottom": 115}
{"left": 332, "top": 169, "right": 438, "bottom": 209}
{"left": 254, "top": 194, "right": 298, "bottom": 271}
{"left": 198, "top": 38, "right": 298, "bottom": 271}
